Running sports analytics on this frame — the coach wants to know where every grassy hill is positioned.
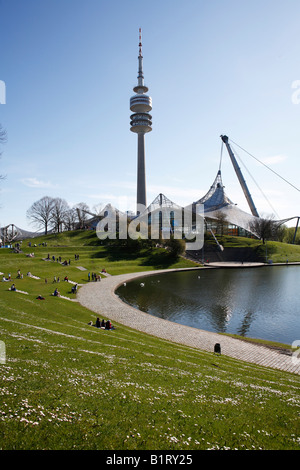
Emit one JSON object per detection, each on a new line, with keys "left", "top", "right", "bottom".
{"left": 203, "top": 234, "right": 300, "bottom": 263}
{"left": 0, "top": 230, "right": 299, "bottom": 450}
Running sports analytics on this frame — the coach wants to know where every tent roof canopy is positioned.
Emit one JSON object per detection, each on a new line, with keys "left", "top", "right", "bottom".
{"left": 194, "top": 170, "right": 234, "bottom": 212}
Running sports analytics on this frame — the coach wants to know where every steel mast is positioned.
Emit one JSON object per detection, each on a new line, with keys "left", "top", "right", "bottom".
{"left": 221, "top": 135, "right": 259, "bottom": 217}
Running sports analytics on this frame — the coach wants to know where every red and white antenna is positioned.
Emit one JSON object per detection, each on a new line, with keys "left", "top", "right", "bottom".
{"left": 139, "top": 27, "right": 142, "bottom": 57}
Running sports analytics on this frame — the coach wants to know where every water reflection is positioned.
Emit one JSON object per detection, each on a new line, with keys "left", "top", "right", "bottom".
{"left": 209, "top": 304, "right": 233, "bottom": 333}
{"left": 116, "top": 267, "right": 300, "bottom": 344}
{"left": 237, "top": 310, "right": 255, "bottom": 337}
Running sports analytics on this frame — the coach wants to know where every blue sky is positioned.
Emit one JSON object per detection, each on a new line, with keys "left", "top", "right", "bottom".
{"left": 0, "top": 0, "right": 300, "bottom": 232}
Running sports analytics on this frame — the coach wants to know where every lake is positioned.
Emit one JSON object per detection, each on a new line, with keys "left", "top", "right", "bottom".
{"left": 116, "top": 266, "right": 300, "bottom": 345}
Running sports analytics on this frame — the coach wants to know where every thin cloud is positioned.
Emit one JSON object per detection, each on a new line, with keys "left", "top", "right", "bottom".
{"left": 261, "top": 154, "right": 287, "bottom": 165}
{"left": 21, "top": 177, "right": 55, "bottom": 188}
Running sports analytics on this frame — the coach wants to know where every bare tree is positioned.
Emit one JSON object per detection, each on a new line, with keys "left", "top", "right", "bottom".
{"left": 214, "top": 210, "right": 228, "bottom": 236}
{"left": 74, "top": 202, "right": 91, "bottom": 228}
{"left": 51, "top": 198, "right": 69, "bottom": 233}
{"left": 92, "top": 203, "right": 105, "bottom": 215}
{"left": 64, "top": 207, "right": 78, "bottom": 231}
{"left": 249, "top": 214, "right": 277, "bottom": 244}
{"left": 0, "top": 124, "right": 7, "bottom": 152}
{"left": 26, "top": 196, "right": 55, "bottom": 234}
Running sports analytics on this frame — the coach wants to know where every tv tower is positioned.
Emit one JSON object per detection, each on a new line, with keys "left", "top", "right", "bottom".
{"left": 130, "top": 28, "right": 152, "bottom": 212}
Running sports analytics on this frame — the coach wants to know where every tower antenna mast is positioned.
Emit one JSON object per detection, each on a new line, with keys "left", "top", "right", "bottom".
{"left": 139, "top": 27, "right": 142, "bottom": 57}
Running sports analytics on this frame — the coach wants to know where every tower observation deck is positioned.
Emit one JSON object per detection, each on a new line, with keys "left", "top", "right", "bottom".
{"left": 130, "top": 28, "right": 152, "bottom": 211}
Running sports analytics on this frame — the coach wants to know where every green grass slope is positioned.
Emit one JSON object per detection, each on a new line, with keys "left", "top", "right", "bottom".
{"left": 0, "top": 231, "right": 299, "bottom": 450}
{"left": 211, "top": 235, "right": 300, "bottom": 262}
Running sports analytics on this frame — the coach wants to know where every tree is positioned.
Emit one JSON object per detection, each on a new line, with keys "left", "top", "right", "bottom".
{"left": 0, "top": 124, "right": 6, "bottom": 151}
{"left": 51, "top": 198, "right": 69, "bottom": 233}
{"left": 64, "top": 207, "right": 78, "bottom": 231}
{"left": 249, "top": 215, "right": 277, "bottom": 244}
{"left": 165, "top": 237, "right": 186, "bottom": 258}
{"left": 75, "top": 202, "right": 91, "bottom": 228}
{"left": 92, "top": 203, "right": 105, "bottom": 215}
{"left": 283, "top": 225, "right": 300, "bottom": 245}
{"left": 214, "top": 210, "right": 228, "bottom": 236}
{"left": 26, "top": 196, "right": 55, "bottom": 234}
{"left": 275, "top": 224, "right": 287, "bottom": 243}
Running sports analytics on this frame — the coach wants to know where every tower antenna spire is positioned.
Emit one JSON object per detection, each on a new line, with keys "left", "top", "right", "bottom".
{"left": 139, "top": 27, "right": 142, "bottom": 57}
{"left": 137, "top": 28, "right": 145, "bottom": 87}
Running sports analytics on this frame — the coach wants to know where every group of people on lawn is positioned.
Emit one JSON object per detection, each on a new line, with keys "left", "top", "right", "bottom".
{"left": 53, "top": 280, "right": 78, "bottom": 297}
{"left": 46, "top": 254, "right": 71, "bottom": 265}
{"left": 5, "top": 269, "right": 35, "bottom": 291}
{"left": 7, "top": 266, "right": 115, "bottom": 331}
{"left": 94, "top": 317, "right": 114, "bottom": 330}
{"left": 88, "top": 272, "right": 102, "bottom": 282}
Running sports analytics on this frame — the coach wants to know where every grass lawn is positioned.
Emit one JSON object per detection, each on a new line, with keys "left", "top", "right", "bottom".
{"left": 210, "top": 234, "right": 300, "bottom": 263}
{"left": 0, "top": 231, "right": 299, "bottom": 450}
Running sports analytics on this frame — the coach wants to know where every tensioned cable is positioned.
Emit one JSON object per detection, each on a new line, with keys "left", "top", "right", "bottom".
{"left": 230, "top": 143, "right": 280, "bottom": 219}
{"left": 229, "top": 138, "right": 300, "bottom": 193}
{"left": 219, "top": 141, "right": 224, "bottom": 171}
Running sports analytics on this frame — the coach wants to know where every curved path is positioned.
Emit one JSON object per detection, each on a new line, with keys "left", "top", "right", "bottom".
{"left": 77, "top": 268, "right": 300, "bottom": 375}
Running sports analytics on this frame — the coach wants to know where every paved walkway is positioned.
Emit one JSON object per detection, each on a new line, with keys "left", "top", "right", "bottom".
{"left": 204, "top": 261, "right": 265, "bottom": 268}
{"left": 77, "top": 268, "right": 300, "bottom": 375}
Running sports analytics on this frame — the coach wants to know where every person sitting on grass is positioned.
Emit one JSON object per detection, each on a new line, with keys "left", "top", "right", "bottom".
{"left": 10, "top": 283, "right": 16, "bottom": 291}
{"left": 53, "top": 288, "right": 60, "bottom": 297}
{"left": 71, "top": 284, "right": 78, "bottom": 294}
{"left": 96, "top": 317, "right": 101, "bottom": 328}
{"left": 105, "top": 320, "right": 114, "bottom": 330}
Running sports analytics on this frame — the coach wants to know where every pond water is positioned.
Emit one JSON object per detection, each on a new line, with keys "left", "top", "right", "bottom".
{"left": 116, "top": 266, "right": 300, "bottom": 345}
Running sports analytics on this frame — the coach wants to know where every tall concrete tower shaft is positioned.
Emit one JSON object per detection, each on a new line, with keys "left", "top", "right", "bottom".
{"left": 130, "top": 28, "right": 152, "bottom": 212}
